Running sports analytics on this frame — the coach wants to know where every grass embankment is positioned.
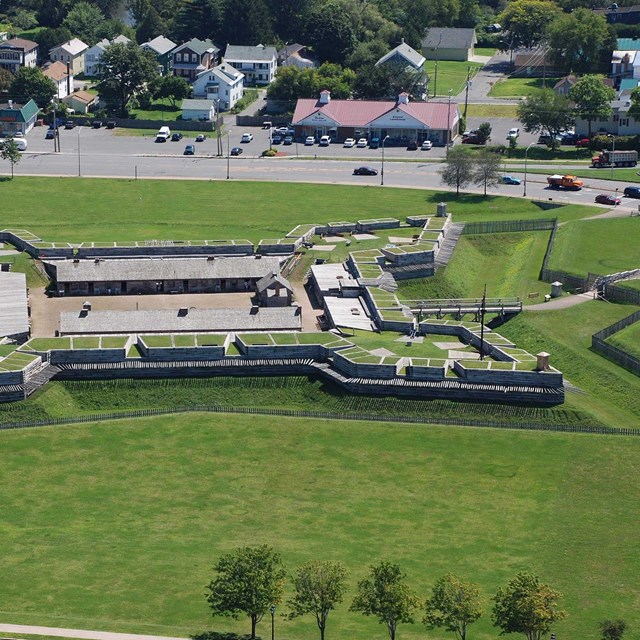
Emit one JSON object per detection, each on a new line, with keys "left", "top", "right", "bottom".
{"left": 606, "top": 319, "right": 640, "bottom": 359}
{"left": 0, "top": 178, "right": 599, "bottom": 244}
{"left": 0, "top": 415, "right": 639, "bottom": 640}
{"left": 498, "top": 301, "right": 640, "bottom": 427}
{"left": 397, "top": 231, "right": 551, "bottom": 303}
{"left": 0, "top": 251, "right": 48, "bottom": 288}
{"left": 547, "top": 218, "right": 640, "bottom": 276}
{"left": 488, "top": 77, "right": 561, "bottom": 98}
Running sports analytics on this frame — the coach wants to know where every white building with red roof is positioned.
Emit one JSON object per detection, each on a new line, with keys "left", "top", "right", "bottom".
{"left": 292, "top": 91, "right": 459, "bottom": 147}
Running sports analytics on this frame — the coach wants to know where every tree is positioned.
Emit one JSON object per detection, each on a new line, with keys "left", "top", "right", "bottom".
{"left": 266, "top": 0, "right": 313, "bottom": 42}
{"left": 267, "top": 64, "right": 355, "bottom": 102}
{"left": 424, "top": 573, "right": 483, "bottom": 640}
{"left": 600, "top": 620, "right": 627, "bottom": 640}
{"left": 1, "top": 139, "right": 22, "bottom": 179}
{"left": 63, "top": 1, "right": 107, "bottom": 45}
{"left": 222, "top": 0, "right": 273, "bottom": 46}
{"left": 136, "top": 6, "right": 167, "bottom": 43}
{"left": 439, "top": 146, "right": 474, "bottom": 195}
{"left": 476, "top": 122, "right": 492, "bottom": 144}
{"left": 499, "top": 0, "right": 560, "bottom": 50}
{"left": 154, "top": 74, "right": 190, "bottom": 107}
{"left": 350, "top": 561, "right": 421, "bottom": 640}
{"left": 517, "top": 89, "right": 574, "bottom": 148}
{"left": 287, "top": 560, "right": 348, "bottom": 640}
{"left": 206, "top": 545, "right": 286, "bottom": 640}
{"left": 305, "top": 2, "right": 356, "bottom": 63}
{"left": 547, "top": 9, "right": 614, "bottom": 75}
{"left": 352, "top": 62, "right": 427, "bottom": 100}
{"left": 8, "top": 66, "right": 57, "bottom": 108}
{"left": 0, "top": 68, "right": 13, "bottom": 92}
{"left": 492, "top": 572, "right": 566, "bottom": 640}
{"left": 96, "top": 42, "right": 160, "bottom": 116}
{"left": 171, "top": 0, "right": 223, "bottom": 42}
{"left": 569, "top": 75, "right": 615, "bottom": 139}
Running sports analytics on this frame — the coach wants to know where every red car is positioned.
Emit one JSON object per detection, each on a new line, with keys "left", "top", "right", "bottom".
{"left": 462, "top": 135, "right": 484, "bottom": 144}
{"left": 595, "top": 194, "right": 621, "bottom": 206}
{"left": 575, "top": 137, "right": 591, "bottom": 147}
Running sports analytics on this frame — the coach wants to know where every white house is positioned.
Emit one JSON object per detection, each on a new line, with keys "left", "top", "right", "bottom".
{"left": 224, "top": 44, "right": 277, "bottom": 85}
{"left": 84, "top": 35, "right": 130, "bottom": 77}
{"left": 278, "top": 43, "right": 315, "bottom": 69}
{"left": 575, "top": 96, "right": 640, "bottom": 136}
{"left": 0, "top": 38, "right": 38, "bottom": 73}
{"left": 43, "top": 61, "right": 74, "bottom": 99}
{"left": 49, "top": 38, "right": 89, "bottom": 75}
{"left": 181, "top": 98, "right": 216, "bottom": 121}
{"left": 192, "top": 62, "right": 244, "bottom": 110}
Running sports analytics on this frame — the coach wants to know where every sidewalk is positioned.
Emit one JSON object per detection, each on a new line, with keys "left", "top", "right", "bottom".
{"left": 0, "top": 624, "right": 187, "bottom": 640}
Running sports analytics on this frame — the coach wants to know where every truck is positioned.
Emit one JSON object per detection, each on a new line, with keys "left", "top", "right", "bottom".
{"left": 591, "top": 149, "right": 638, "bottom": 168}
{"left": 546, "top": 174, "right": 584, "bottom": 190}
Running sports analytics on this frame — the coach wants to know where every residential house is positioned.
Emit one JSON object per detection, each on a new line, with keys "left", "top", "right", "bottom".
{"left": 224, "top": 44, "right": 277, "bottom": 85}
{"left": 575, "top": 96, "right": 640, "bottom": 136}
{"left": 277, "top": 43, "right": 315, "bottom": 69}
{"left": 43, "top": 61, "right": 74, "bottom": 99}
{"left": 292, "top": 90, "right": 460, "bottom": 147}
{"left": 611, "top": 49, "right": 640, "bottom": 86}
{"left": 62, "top": 90, "right": 98, "bottom": 114}
{"left": 0, "top": 38, "right": 38, "bottom": 73}
{"left": 84, "top": 35, "right": 130, "bottom": 77}
{"left": 0, "top": 99, "right": 39, "bottom": 135}
{"left": 512, "top": 48, "right": 561, "bottom": 77}
{"left": 376, "top": 39, "right": 427, "bottom": 98}
{"left": 171, "top": 38, "right": 219, "bottom": 81}
{"left": 49, "top": 38, "right": 89, "bottom": 75}
{"left": 553, "top": 74, "right": 577, "bottom": 96}
{"left": 594, "top": 4, "right": 640, "bottom": 24}
{"left": 191, "top": 62, "right": 244, "bottom": 110}
{"left": 181, "top": 98, "right": 215, "bottom": 121}
{"left": 616, "top": 37, "right": 640, "bottom": 50}
{"left": 140, "top": 35, "right": 177, "bottom": 75}
{"left": 422, "top": 28, "right": 477, "bottom": 62}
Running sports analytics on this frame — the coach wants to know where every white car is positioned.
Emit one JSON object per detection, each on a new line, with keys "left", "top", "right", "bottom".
{"left": 304, "top": 136, "right": 315, "bottom": 145}
{"left": 356, "top": 138, "right": 368, "bottom": 147}
{"left": 343, "top": 138, "right": 356, "bottom": 148}
{"left": 319, "top": 135, "right": 331, "bottom": 146}
{"left": 240, "top": 133, "right": 253, "bottom": 143}
{"left": 507, "top": 127, "right": 520, "bottom": 139}
{"left": 421, "top": 140, "right": 433, "bottom": 150}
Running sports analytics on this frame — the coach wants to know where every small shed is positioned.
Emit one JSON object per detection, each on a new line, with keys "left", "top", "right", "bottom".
{"left": 256, "top": 272, "right": 293, "bottom": 307}
{"left": 181, "top": 98, "right": 216, "bottom": 121}
{"left": 422, "top": 28, "right": 477, "bottom": 62}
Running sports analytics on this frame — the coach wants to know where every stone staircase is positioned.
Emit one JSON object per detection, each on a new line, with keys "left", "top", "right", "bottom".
{"left": 23, "top": 362, "right": 61, "bottom": 396}
{"left": 435, "top": 223, "right": 465, "bottom": 269}
{"left": 377, "top": 272, "right": 398, "bottom": 292}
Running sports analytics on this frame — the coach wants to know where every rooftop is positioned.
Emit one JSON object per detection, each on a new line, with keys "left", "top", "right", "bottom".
{"left": 376, "top": 41, "right": 426, "bottom": 70}
{"left": 43, "top": 61, "right": 72, "bottom": 81}
{"left": 0, "top": 271, "right": 29, "bottom": 338}
{"left": 422, "top": 28, "right": 477, "bottom": 51}
{"left": 141, "top": 35, "right": 178, "bottom": 56}
{"left": 50, "top": 38, "right": 89, "bottom": 56}
{"left": 225, "top": 44, "right": 277, "bottom": 61}
{"left": 0, "top": 37, "right": 38, "bottom": 52}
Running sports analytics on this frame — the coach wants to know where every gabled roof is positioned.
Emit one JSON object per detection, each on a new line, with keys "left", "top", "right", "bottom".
{"left": 0, "top": 99, "right": 39, "bottom": 122}
{"left": 256, "top": 272, "right": 293, "bottom": 293}
{"left": 617, "top": 37, "right": 640, "bottom": 50}
{"left": 86, "top": 38, "right": 110, "bottom": 54}
{"left": 112, "top": 35, "right": 131, "bottom": 45}
{"left": 553, "top": 74, "right": 577, "bottom": 89}
{"left": 0, "top": 37, "right": 38, "bottom": 52}
{"left": 173, "top": 38, "right": 218, "bottom": 56}
{"left": 278, "top": 43, "right": 305, "bottom": 58}
{"left": 63, "top": 90, "right": 97, "bottom": 105}
{"left": 141, "top": 35, "right": 177, "bottom": 56}
{"left": 50, "top": 38, "right": 89, "bottom": 57}
{"left": 182, "top": 98, "right": 215, "bottom": 111}
{"left": 422, "top": 28, "right": 477, "bottom": 51}
{"left": 196, "top": 62, "right": 244, "bottom": 83}
{"left": 376, "top": 41, "right": 426, "bottom": 70}
{"left": 43, "top": 61, "right": 72, "bottom": 82}
{"left": 225, "top": 44, "right": 277, "bottom": 62}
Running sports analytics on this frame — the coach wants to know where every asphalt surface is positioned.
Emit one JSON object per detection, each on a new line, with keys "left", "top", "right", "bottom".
{"left": 0, "top": 623, "right": 186, "bottom": 640}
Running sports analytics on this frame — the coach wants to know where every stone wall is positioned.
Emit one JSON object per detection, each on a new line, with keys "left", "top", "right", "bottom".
{"left": 453, "top": 361, "right": 564, "bottom": 388}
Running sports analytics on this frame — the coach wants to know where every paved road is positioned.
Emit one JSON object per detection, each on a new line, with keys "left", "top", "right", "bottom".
{"left": 0, "top": 624, "right": 186, "bottom": 640}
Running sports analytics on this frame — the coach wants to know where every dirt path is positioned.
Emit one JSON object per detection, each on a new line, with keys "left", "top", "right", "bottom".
{"left": 526, "top": 292, "right": 593, "bottom": 311}
{"left": 0, "top": 624, "right": 186, "bottom": 640}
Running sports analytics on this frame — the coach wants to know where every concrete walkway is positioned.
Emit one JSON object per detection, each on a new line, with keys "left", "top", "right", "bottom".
{"left": 0, "top": 624, "right": 186, "bottom": 640}
{"left": 526, "top": 292, "right": 594, "bottom": 311}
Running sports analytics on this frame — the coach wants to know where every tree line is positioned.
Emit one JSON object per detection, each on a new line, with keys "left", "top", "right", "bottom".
{"left": 204, "top": 544, "right": 571, "bottom": 640}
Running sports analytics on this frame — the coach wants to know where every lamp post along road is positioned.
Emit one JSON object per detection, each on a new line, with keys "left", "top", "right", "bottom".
{"left": 380, "top": 135, "right": 389, "bottom": 185}
{"left": 445, "top": 90, "right": 452, "bottom": 158}
{"left": 523, "top": 142, "right": 535, "bottom": 197}
{"left": 609, "top": 134, "right": 616, "bottom": 181}
{"left": 270, "top": 605, "right": 275, "bottom": 640}
{"left": 226, "top": 131, "right": 230, "bottom": 179}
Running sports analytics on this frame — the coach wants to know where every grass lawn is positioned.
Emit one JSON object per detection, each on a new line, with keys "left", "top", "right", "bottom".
{"left": 488, "top": 77, "right": 561, "bottom": 98}
{"left": 424, "top": 60, "right": 484, "bottom": 97}
{"left": 0, "top": 178, "right": 601, "bottom": 245}
{"left": 547, "top": 218, "right": 640, "bottom": 276}
{"left": 398, "top": 231, "right": 551, "bottom": 303}
{"left": 1, "top": 414, "right": 640, "bottom": 640}
{"left": 464, "top": 104, "right": 519, "bottom": 118}
{"left": 0, "top": 252, "right": 49, "bottom": 288}
{"left": 606, "top": 319, "right": 640, "bottom": 360}
{"left": 619, "top": 279, "right": 640, "bottom": 291}
{"left": 474, "top": 47, "right": 498, "bottom": 57}
{"left": 129, "top": 99, "right": 182, "bottom": 122}
{"left": 344, "top": 330, "right": 466, "bottom": 358}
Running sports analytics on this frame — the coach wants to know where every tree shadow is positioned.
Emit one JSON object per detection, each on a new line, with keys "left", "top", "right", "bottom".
{"left": 0, "top": 176, "right": 13, "bottom": 182}
{"left": 191, "top": 631, "right": 257, "bottom": 640}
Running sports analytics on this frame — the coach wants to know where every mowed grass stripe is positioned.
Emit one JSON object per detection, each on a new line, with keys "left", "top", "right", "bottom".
{"left": 1, "top": 414, "right": 639, "bottom": 640}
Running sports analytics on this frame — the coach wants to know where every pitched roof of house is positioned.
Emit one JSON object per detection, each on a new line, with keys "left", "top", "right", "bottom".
{"left": 278, "top": 43, "right": 305, "bottom": 58}
{"left": 0, "top": 37, "right": 38, "bottom": 52}
{"left": 86, "top": 38, "right": 110, "bottom": 53}
{"left": 0, "top": 99, "right": 39, "bottom": 122}
{"left": 553, "top": 74, "right": 577, "bottom": 90}
{"left": 181, "top": 98, "right": 215, "bottom": 111}
{"left": 376, "top": 41, "right": 426, "bottom": 70}
{"left": 0, "top": 271, "right": 29, "bottom": 338}
{"left": 43, "top": 61, "right": 72, "bottom": 82}
{"left": 142, "top": 35, "right": 177, "bottom": 56}
{"left": 196, "top": 62, "right": 244, "bottom": 83}
{"left": 256, "top": 272, "right": 293, "bottom": 293}
{"left": 225, "top": 44, "right": 277, "bottom": 61}
{"left": 50, "top": 38, "right": 89, "bottom": 56}
{"left": 112, "top": 35, "right": 131, "bottom": 45}
{"left": 422, "top": 28, "right": 477, "bottom": 50}
{"left": 173, "top": 38, "right": 218, "bottom": 56}
{"left": 292, "top": 97, "right": 458, "bottom": 130}
{"left": 63, "top": 90, "right": 97, "bottom": 105}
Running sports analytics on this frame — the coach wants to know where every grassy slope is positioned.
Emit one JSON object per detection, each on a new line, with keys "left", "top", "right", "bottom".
{"left": 548, "top": 218, "right": 640, "bottom": 276}
{"left": 1, "top": 414, "right": 639, "bottom": 640}
{"left": 397, "top": 231, "right": 550, "bottom": 302}
{"left": 607, "top": 320, "right": 640, "bottom": 359}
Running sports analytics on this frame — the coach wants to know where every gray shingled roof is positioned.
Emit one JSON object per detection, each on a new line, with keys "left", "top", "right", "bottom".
{"left": 60, "top": 307, "right": 302, "bottom": 334}
{"left": 174, "top": 38, "right": 218, "bottom": 56}
{"left": 225, "top": 44, "right": 277, "bottom": 61}
{"left": 376, "top": 41, "right": 426, "bottom": 70}
{"left": 0, "top": 271, "right": 29, "bottom": 338}
{"left": 182, "top": 99, "right": 215, "bottom": 111}
{"left": 256, "top": 272, "right": 293, "bottom": 293}
{"left": 46, "top": 256, "right": 281, "bottom": 283}
{"left": 142, "top": 35, "right": 177, "bottom": 55}
{"left": 422, "top": 28, "right": 477, "bottom": 51}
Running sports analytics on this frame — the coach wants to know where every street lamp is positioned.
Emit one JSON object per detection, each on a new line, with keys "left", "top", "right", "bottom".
{"left": 523, "top": 142, "right": 535, "bottom": 197}
{"left": 270, "top": 605, "right": 275, "bottom": 640}
{"left": 380, "top": 135, "right": 389, "bottom": 186}
{"left": 226, "top": 131, "right": 230, "bottom": 180}
{"left": 445, "top": 89, "right": 452, "bottom": 158}
{"left": 608, "top": 134, "right": 616, "bottom": 181}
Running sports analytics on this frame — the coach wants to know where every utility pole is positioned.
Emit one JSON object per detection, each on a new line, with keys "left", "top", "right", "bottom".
{"left": 464, "top": 66, "right": 471, "bottom": 118}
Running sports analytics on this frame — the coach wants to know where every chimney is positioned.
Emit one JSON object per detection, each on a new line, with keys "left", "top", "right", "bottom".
{"left": 319, "top": 89, "right": 331, "bottom": 104}
{"left": 397, "top": 92, "right": 409, "bottom": 105}
{"left": 536, "top": 352, "right": 550, "bottom": 371}
{"left": 401, "top": 37, "right": 405, "bottom": 44}
{"left": 8, "top": 99, "right": 13, "bottom": 109}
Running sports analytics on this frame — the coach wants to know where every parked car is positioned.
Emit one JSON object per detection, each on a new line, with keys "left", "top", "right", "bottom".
{"left": 195, "top": 134, "right": 206, "bottom": 142}
{"left": 92, "top": 120, "right": 103, "bottom": 128}
{"left": 283, "top": 135, "right": 293, "bottom": 145}
{"left": 45, "top": 129, "right": 55, "bottom": 139}
{"left": 502, "top": 175, "right": 521, "bottom": 185}
{"left": 241, "top": 133, "right": 253, "bottom": 143}
{"left": 507, "top": 127, "right": 520, "bottom": 139}
{"left": 319, "top": 135, "right": 331, "bottom": 146}
{"left": 343, "top": 138, "right": 356, "bottom": 148}
{"left": 462, "top": 135, "right": 483, "bottom": 144}
{"left": 171, "top": 132, "right": 183, "bottom": 141}
{"left": 369, "top": 137, "right": 380, "bottom": 149}
{"left": 353, "top": 166, "right": 378, "bottom": 175}
{"left": 595, "top": 193, "right": 621, "bottom": 205}
{"left": 64, "top": 121, "right": 75, "bottom": 129}
{"left": 462, "top": 129, "right": 478, "bottom": 137}
{"left": 576, "top": 137, "right": 591, "bottom": 148}
{"left": 356, "top": 138, "right": 368, "bottom": 147}
{"left": 272, "top": 134, "right": 283, "bottom": 144}
{"left": 13, "top": 131, "right": 24, "bottom": 137}
{"left": 623, "top": 186, "right": 640, "bottom": 198}
{"left": 230, "top": 146, "right": 243, "bottom": 156}
{"left": 184, "top": 144, "right": 195, "bottom": 155}
{"left": 305, "top": 136, "right": 315, "bottom": 145}
{"left": 421, "top": 140, "right": 433, "bottom": 150}
{"left": 406, "top": 140, "right": 418, "bottom": 150}
{"left": 106, "top": 120, "right": 116, "bottom": 129}
{"left": 275, "top": 126, "right": 288, "bottom": 135}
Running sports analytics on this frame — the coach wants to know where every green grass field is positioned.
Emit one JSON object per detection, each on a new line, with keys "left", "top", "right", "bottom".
{"left": 606, "top": 320, "right": 640, "bottom": 360}
{"left": 547, "top": 218, "right": 640, "bottom": 276}
{"left": 488, "top": 77, "right": 561, "bottom": 98}
{"left": 424, "top": 60, "right": 484, "bottom": 97}
{"left": 619, "top": 279, "right": 640, "bottom": 291}
{"left": 1, "top": 414, "right": 639, "bottom": 640}
{"left": 464, "top": 104, "right": 518, "bottom": 118}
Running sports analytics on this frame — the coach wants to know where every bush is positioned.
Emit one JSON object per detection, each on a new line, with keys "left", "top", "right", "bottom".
{"left": 591, "top": 134, "right": 640, "bottom": 151}
{"left": 262, "top": 148, "right": 277, "bottom": 157}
